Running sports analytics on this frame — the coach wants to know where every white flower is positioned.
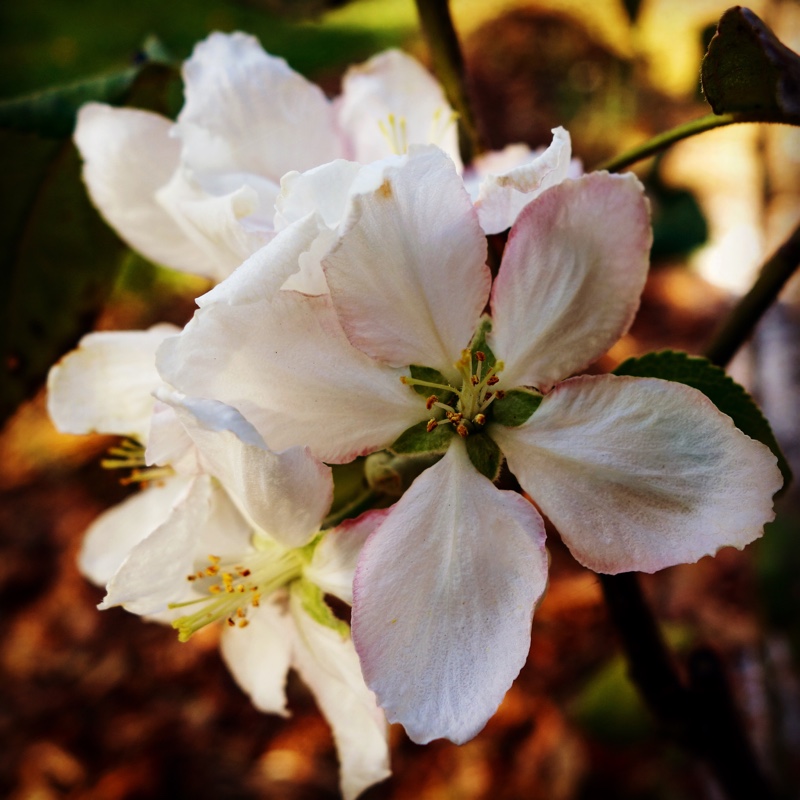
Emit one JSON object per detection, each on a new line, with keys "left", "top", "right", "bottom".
{"left": 158, "top": 146, "right": 782, "bottom": 745}
{"left": 47, "top": 331, "right": 390, "bottom": 799}
{"left": 74, "top": 31, "right": 573, "bottom": 281}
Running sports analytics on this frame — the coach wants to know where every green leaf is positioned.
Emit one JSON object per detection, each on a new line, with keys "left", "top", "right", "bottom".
{"left": 614, "top": 350, "right": 792, "bottom": 488}
{"left": 0, "top": 44, "right": 181, "bottom": 426}
{"left": 701, "top": 7, "right": 800, "bottom": 119}
{"left": 407, "top": 364, "right": 454, "bottom": 397}
{"left": 465, "top": 433, "right": 503, "bottom": 481}
{"left": 291, "top": 580, "right": 349, "bottom": 638}
{"left": 469, "top": 315, "right": 497, "bottom": 371}
{"left": 390, "top": 419, "right": 455, "bottom": 454}
{"left": 492, "top": 388, "right": 543, "bottom": 427}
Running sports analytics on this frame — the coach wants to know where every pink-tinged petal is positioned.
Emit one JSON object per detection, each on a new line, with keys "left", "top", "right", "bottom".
{"left": 74, "top": 104, "right": 218, "bottom": 275}
{"left": 47, "top": 324, "right": 179, "bottom": 442}
{"left": 472, "top": 127, "right": 573, "bottom": 234}
{"left": 490, "top": 173, "right": 652, "bottom": 391}
{"left": 157, "top": 216, "right": 423, "bottom": 464}
{"left": 178, "top": 32, "right": 344, "bottom": 182}
{"left": 307, "top": 509, "right": 392, "bottom": 604}
{"left": 337, "top": 49, "right": 460, "bottom": 167}
{"left": 157, "top": 390, "right": 333, "bottom": 548}
{"left": 324, "top": 147, "right": 489, "bottom": 373}
{"left": 495, "top": 375, "right": 782, "bottom": 574}
{"left": 220, "top": 599, "right": 293, "bottom": 716}
{"left": 101, "top": 476, "right": 252, "bottom": 615}
{"left": 289, "top": 587, "right": 390, "bottom": 800}
{"left": 78, "top": 476, "right": 193, "bottom": 587}
{"left": 155, "top": 170, "right": 273, "bottom": 280}
{"left": 352, "top": 440, "right": 548, "bottom": 744}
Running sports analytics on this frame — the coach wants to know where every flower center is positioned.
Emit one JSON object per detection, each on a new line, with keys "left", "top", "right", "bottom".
{"left": 402, "top": 349, "right": 506, "bottom": 438}
{"left": 169, "top": 537, "right": 306, "bottom": 641}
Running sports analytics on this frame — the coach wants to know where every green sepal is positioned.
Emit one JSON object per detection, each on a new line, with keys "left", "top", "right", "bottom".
{"left": 408, "top": 364, "right": 454, "bottom": 398}
{"left": 492, "top": 388, "right": 543, "bottom": 427}
{"left": 390, "top": 419, "right": 455, "bottom": 454}
{"left": 292, "top": 579, "right": 349, "bottom": 638}
{"left": 469, "top": 315, "right": 497, "bottom": 371}
{"left": 614, "top": 350, "right": 792, "bottom": 488}
{"left": 701, "top": 7, "right": 800, "bottom": 120}
{"left": 465, "top": 433, "right": 503, "bottom": 481}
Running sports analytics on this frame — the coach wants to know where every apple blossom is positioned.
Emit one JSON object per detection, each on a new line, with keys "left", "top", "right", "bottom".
{"left": 75, "top": 31, "right": 575, "bottom": 281}
{"left": 159, "top": 146, "right": 782, "bottom": 746}
{"left": 48, "top": 332, "right": 390, "bottom": 799}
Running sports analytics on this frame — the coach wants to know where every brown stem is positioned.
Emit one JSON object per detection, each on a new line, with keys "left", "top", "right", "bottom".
{"left": 413, "top": 0, "right": 484, "bottom": 164}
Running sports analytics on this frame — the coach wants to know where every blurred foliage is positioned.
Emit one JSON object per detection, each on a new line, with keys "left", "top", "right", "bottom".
{"left": 0, "top": 45, "right": 184, "bottom": 427}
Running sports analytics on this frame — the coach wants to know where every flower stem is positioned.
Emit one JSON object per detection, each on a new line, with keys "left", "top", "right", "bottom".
{"left": 594, "top": 111, "right": 798, "bottom": 174}
{"left": 704, "top": 221, "right": 800, "bottom": 367}
{"left": 413, "top": 0, "right": 484, "bottom": 164}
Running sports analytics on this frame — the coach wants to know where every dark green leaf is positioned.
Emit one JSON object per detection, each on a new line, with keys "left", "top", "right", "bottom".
{"left": 492, "top": 388, "right": 543, "bottom": 427}
{"left": 390, "top": 419, "right": 454, "bottom": 455}
{"left": 469, "top": 315, "right": 496, "bottom": 371}
{"left": 0, "top": 44, "right": 182, "bottom": 425}
{"left": 407, "top": 364, "right": 454, "bottom": 398}
{"left": 465, "top": 433, "right": 503, "bottom": 481}
{"left": 701, "top": 7, "right": 800, "bottom": 119}
{"left": 614, "top": 350, "right": 792, "bottom": 487}
{"left": 0, "top": 137, "right": 129, "bottom": 425}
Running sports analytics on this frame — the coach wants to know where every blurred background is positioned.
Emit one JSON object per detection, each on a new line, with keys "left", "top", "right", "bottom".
{"left": 1, "top": 0, "right": 799, "bottom": 798}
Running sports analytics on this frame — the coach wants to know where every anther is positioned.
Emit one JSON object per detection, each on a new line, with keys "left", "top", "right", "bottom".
{"left": 495, "top": 390, "right": 506, "bottom": 400}
{"left": 475, "top": 351, "right": 486, "bottom": 362}
{"left": 426, "top": 395, "right": 438, "bottom": 410}
{"left": 474, "top": 414, "right": 487, "bottom": 426}
{"left": 456, "top": 424, "right": 469, "bottom": 438}
{"left": 426, "top": 419, "right": 438, "bottom": 433}
{"left": 487, "top": 376, "right": 500, "bottom": 386}
{"left": 470, "top": 375, "right": 479, "bottom": 385}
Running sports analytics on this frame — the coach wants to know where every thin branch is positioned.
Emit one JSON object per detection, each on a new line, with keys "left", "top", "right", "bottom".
{"left": 594, "top": 111, "right": 798, "bottom": 174}
{"left": 704, "top": 221, "right": 800, "bottom": 367}
{"left": 413, "top": 0, "right": 484, "bottom": 164}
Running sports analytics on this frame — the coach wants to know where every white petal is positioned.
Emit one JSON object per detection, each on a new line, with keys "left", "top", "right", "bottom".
{"left": 306, "top": 509, "right": 392, "bottom": 605}
{"left": 352, "top": 440, "right": 548, "bottom": 744}
{"left": 157, "top": 216, "right": 423, "bottom": 464}
{"left": 101, "top": 476, "right": 251, "bottom": 615}
{"left": 47, "top": 324, "right": 178, "bottom": 442}
{"left": 323, "top": 147, "right": 489, "bottom": 372}
{"left": 144, "top": 401, "right": 200, "bottom": 474}
{"left": 178, "top": 31, "right": 344, "bottom": 182}
{"left": 275, "top": 160, "right": 364, "bottom": 233}
{"left": 337, "top": 49, "right": 461, "bottom": 167}
{"left": 158, "top": 390, "right": 333, "bottom": 548}
{"left": 490, "top": 173, "right": 652, "bottom": 390}
{"left": 73, "top": 104, "right": 218, "bottom": 275}
{"left": 155, "top": 169, "right": 273, "bottom": 280}
{"left": 494, "top": 375, "right": 783, "bottom": 574}
{"left": 276, "top": 157, "right": 404, "bottom": 296}
{"left": 78, "top": 476, "right": 193, "bottom": 586}
{"left": 289, "top": 587, "right": 390, "bottom": 800}
{"left": 472, "top": 127, "right": 573, "bottom": 234}
{"left": 220, "top": 599, "right": 293, "bottom": 716}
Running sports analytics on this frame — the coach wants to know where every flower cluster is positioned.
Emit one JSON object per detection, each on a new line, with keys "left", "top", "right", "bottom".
{"left": 50, "top": 31, "right": 782, "bottom": 798}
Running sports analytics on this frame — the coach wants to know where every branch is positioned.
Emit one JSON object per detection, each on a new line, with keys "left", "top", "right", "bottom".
{"left": 704, "top": 221, "right": 800, "bottom": 367}
{"left": 594, "top": 111, "right": 798, "bottom": 174}
{"left": 413, "top": 0, "right": 484, "bottom": 164}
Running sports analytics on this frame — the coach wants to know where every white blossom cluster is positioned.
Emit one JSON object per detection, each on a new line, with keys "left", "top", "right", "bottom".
{"left": 47, "top": 33, "right": 782, "bottom": 799}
